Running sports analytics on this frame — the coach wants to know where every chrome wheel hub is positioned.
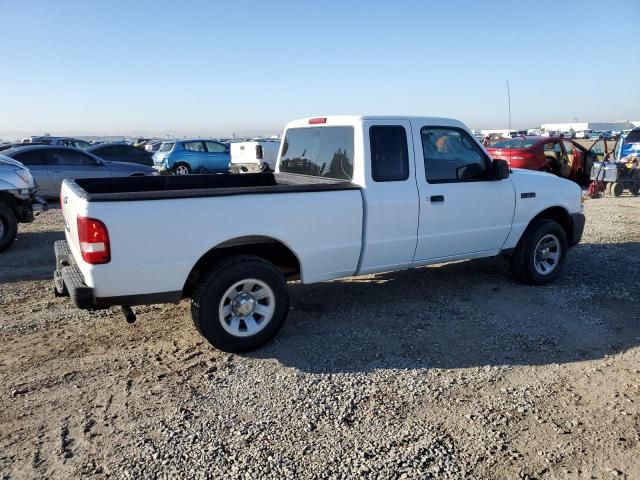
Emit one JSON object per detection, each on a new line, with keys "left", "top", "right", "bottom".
{"left": 232, "top": 293, "right": 256, "bottom": 316}
{"left": 219, "top": 279, "right": 275, "bottom": 337}
{"left": 534, "top": 234, "right": 560, "bottom": 275}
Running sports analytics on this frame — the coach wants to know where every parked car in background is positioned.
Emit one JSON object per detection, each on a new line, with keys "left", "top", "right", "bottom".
{"left": 616, "top": 129, "right": 640, "bottom": 159}
{"left": 486, "top": 136, "right": 590, "bottom": 179}
{"left": 0, "top": 154, "right": 47, "bottom": 252}
{"left": 229, "top": 139, "right": 281, "bottom": 173}
{"left": 588, "top": 131, "right": 603, "bottom": 139}
{"left": 575, "top": 130, "right": 592, "bottom": 139}
{"left": 145, "top": 141, "right": 163, "bottom": 153}
{"left": 86, "top": 143, "right": 154, "bottom": 166}
{"left": 0, "top": 142, "right": 47, "bottom": 152}
{"left": 25, "top": 136, "right": 91, "bottom": 149}
{"left": 1, "top": 145, "right": 156, "bottom": 196}
{"left": 562, "top": 132, "right": 574, "bottom": 139}
{"left": 152, "top": 139, "right": 230, "bottom": 175}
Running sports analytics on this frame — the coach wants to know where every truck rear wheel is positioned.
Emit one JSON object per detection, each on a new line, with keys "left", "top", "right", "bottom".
{"left": 0, "top": 203, "right": 18, "bottom": 253}
{"left": 191, "top": 255, "right": 289, "bottom": 352}
{"left": 510, "top": 219, "right": 567, "bottom": 285}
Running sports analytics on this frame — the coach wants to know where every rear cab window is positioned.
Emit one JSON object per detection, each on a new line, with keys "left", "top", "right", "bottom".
{"left": 369, "top": 126, "right": 409, "bottom": 182}
{"left": 279, "top": 127, "right": 354, "bottom": 180}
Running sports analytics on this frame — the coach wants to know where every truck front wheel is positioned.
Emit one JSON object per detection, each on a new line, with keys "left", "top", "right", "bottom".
{"left": 510, "top": 219, "right": 567, "bottom": 285}
{"left": 191, "top": 255, "right": 290, "bottom": 352}
{"left": 0, "top": 203, "right": 18, "bottom": 253}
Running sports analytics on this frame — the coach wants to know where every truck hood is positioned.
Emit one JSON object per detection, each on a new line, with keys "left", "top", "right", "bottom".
{"left": 510, "top": 168, "right": 582, "bottom": 214}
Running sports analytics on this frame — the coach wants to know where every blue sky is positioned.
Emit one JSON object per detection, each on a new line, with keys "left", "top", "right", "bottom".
{"left": 1, "top": 0, "right": 638, "bottom": 138}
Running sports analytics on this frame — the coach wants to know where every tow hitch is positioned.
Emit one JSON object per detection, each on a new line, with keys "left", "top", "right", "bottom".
{"left": 121, "top": 305, "right": 136, "bottom": 324}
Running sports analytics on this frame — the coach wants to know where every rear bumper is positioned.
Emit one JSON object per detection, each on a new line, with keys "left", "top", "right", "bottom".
{"left": 53, "top": 240, "right": 181, "bottom": 309}
{"left": 229, "top": 163, "right": 267, "bottom": 174}
{"left": 569, "top": 212, "right": 586, "bottom": 247}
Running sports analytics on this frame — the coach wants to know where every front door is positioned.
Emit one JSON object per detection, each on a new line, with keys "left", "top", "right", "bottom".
{"left": 46, "top": 148, "right": 111, "bottom": 194}
{"left": 412, "top": 124, "right": 515, "bottom": 261}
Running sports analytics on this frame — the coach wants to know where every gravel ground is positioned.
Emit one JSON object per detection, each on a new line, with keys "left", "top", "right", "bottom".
{"left": 1, "top": 194, "right": 639, "bottom": 479}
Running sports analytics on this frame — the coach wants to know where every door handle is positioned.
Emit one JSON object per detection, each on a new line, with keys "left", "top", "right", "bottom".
{"left": 430, "top": 195, "right": 445, "bottom": 203}
{"left": 50, "top": 170, "right": 61, "bottom": 173}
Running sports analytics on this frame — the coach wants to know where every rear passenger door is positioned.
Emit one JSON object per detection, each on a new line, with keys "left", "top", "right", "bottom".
{"left": 11, "top": 150, "right": 55, "bottom": 196}
{"left": 183, "top": 141, "right": 208, "bottom": 172}
{"left": 412, "top": 124, "right": 515, "bottom": 261}
{"left": 358, "top": 119, "right": 420, "bottom": 273}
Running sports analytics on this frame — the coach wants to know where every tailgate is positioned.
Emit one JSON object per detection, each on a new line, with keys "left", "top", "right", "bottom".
{"left": 60, "top": 181, "right": 87, "bottom": 267}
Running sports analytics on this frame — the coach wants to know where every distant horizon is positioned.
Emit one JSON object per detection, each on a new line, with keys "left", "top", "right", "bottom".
{"left": 2, "top": 0, "right": 638, "bottom": 138}
{"left": 2, "top": 114, "right": 638, "bottom": 142}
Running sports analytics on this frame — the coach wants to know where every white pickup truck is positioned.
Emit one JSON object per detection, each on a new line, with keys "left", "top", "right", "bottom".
{"left": 54, "top": 115, "right": 585, "bottom": 352}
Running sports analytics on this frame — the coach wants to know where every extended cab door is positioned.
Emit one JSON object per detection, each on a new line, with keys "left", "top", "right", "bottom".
{"left": 357, "top": 120, "right": 420, "bottom": 273}
{"left": 412, "top": 123, "right": 515, "bottom": 261}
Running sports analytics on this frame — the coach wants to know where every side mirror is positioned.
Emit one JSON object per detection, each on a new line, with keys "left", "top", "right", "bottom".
{"left": 493, "top": 159, "right": 510, "bottom": 180}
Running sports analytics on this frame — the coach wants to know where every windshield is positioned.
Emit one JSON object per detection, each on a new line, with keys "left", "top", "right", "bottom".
{"left": 159, "top": 142, "right": 174, "bottom": 152}
{"left": 279, "top": 127, "right": 354, "bottom": 180}
{"left": 490, "top": 138, "right": 539, "bottom": 149}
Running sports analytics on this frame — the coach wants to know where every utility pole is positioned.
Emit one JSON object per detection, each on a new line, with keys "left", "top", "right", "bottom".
{"left": 507, "top": 80, "right": 512, "bottom": 134}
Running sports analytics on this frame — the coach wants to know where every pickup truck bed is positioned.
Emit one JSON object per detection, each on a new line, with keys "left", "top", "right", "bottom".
{"left": 68, "top": 172, "right": 359, "bottom": 202}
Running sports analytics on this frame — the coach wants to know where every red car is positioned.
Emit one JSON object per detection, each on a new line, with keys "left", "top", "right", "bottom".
{"left": 486, "top": 136, "right": 589, "bottom": 180}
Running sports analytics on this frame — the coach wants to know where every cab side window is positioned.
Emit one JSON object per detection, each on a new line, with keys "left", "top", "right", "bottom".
{"left": 421, "top": 127, "right": 489, "bottom": 183}
{"left": 370, "top": 126, "right": 409, "bottom": 182}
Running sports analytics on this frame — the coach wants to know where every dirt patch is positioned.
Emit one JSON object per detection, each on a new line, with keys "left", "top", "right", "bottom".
{"left": 1, "top": 196, "right": 639, "bottom": 479}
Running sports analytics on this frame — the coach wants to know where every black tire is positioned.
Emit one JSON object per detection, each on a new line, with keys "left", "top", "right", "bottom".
{"left": 630, "top": 182, "right": 640, "bottom": 196}
{"left": 611, "top": 182, "right": 623, "bottom": 197}
{"left": 191, "top": 255, "right": 289, "bottom": 352}
{"left": 0, "top": 203, "right": 18, "bottom": 253}
{"left": 173, "top": 163, "right": 191, "bottom": 175}
{"left": 510, "top": 219, "right": 568, "bottom": 285}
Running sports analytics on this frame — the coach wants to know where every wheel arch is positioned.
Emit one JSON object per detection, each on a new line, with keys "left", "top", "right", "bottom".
{"left": 182, "top": 235, "right": 302, "bottom": 298}
{"left": 528, "top": 206, "right": 572, "bottom": 243}
{"left": 0, "top": 191, "right": 18, "bottom": 216}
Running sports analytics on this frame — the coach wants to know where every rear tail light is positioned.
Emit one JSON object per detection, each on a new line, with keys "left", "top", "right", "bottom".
{"left": 256, "top": 145, "right": 264, "bottom": 160}
{"left": 77, "top": 216, "right": 111, "bottom": 264}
